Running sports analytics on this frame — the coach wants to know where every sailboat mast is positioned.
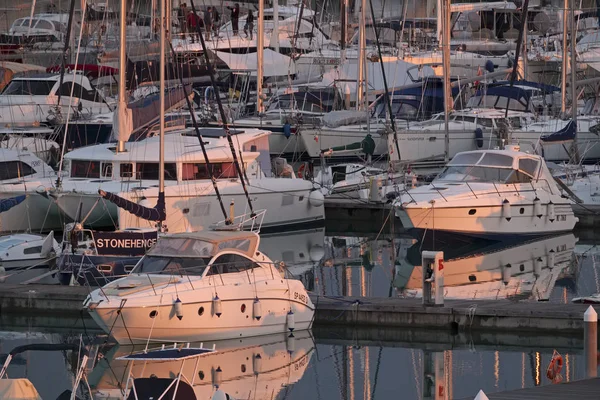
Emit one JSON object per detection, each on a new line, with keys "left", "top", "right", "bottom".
{"left": 357, "top": 3, "right": 365, "bottom": 110}
{"left": 561, "top": 0, "right": 568, "bottom": 114}
{"left": 569, "top": 0, "right": 580, "bottom": 163}
{"left": 257, "top": 0, "right": 265, "bottom": 113}
{"left": 159, "top": 0, "right": 166, "bottom": 193}
{"left": 117, "top": 0, "right": 127, "bottom": 153}
{"left": 442, "top": 0, "right": 451, "bottom": 162}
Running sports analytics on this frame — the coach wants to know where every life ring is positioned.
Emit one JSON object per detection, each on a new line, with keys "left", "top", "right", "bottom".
{"left": 546, "top": 354, "right": 564, "bottom": 381}
{"left": 297, "top": 164, "right": 306, "bottom": 179}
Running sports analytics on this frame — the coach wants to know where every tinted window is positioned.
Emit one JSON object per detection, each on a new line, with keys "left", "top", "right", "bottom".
{"left": 102, "top": 163, "right": 112, "bottom": 178}
{"left": 519, "top": 158, "right": 539, "bottom": 177}
{"left": 71, "top": 160, "right": 100, "bottom": 178}
{"left": 56, "top": 82, "right": 98, "bottom": 102}
{"left": 24, "top": 246, "right": 42, "bottom": 255}
{"left": 208, "top": 254, "right": 258, "bottom": 275}
{"left": 136, "top": 163, "right": 177, "bottom": 180}
{"left": 120, "top": 163, "right": 133, "bottom": 177}
{"left": 2, "top": 80, "right": 54, "bottom": 96}
{"left": 134, "top": 256, "right": 209, "bottom": 275}
{"left": 181, "top": 162, "right": 236, "bottom": 180}
{"left": 35, "top": 19, "right": 54, "bottom": 31}
{"left": 0, "top": 161, "right": 36, "bottom": 180}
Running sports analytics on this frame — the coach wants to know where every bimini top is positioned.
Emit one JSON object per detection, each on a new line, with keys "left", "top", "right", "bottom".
{"left": 147, "top": 230, "right": 260, "bottom": 259}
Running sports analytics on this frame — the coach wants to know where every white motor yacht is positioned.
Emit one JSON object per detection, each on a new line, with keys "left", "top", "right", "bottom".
{"left": 54, "top": 127, "right": 324, "bottom": 232}
{"left": 84, "top": 230, "right": 315, "bottom": 344}
{"left": 0, "top": 72, "right": 111, "bottom": 126}
{"left": 393, "top": 146, "right": 578, "bottom": 238}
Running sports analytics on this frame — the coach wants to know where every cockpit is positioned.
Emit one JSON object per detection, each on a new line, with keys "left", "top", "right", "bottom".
{"left": 131, "top": 232, "right": 261, "bottom": 276}
{"left": 435, "top": 151, "right": 540, "bottom": 184}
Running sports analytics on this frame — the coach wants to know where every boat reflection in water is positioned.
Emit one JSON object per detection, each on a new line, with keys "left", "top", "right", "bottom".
{"left": 89, "top": 330, "right": 314, "bottom": 400}
{"left": 394, "top": 234, "right": 577, "bottom": 300}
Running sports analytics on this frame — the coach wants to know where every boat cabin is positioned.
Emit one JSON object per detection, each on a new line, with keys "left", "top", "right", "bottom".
{"left": 63, "top": 128, "right": 272, "bottom": 182}
{"left": 1, "top": 73, "right": 100, "bottom": 100}
{"left": 132, "top": 230, "right": 263, "bottom": 276}
{"left": 7, "top": 14, "right": 68, "bottom": 44}
{"left": 435, "top": 149, "right": 545, "bottom": 185}
{"left": 0, "top": 148, "right": 55, "bottom": 180}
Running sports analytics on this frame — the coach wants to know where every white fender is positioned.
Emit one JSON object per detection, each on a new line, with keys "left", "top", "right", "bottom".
{"left": 174, "top": 297, "right": 183, "bottom": 320}
{"left": 547, "top": 201, "right": 555, "bottom": 222}
{"left": 253, "top": 354, "right": 263, "bottom": 375}
{"left": 286, "top": 310, "right": 295, "bottom": 332}
{"left": 502, "top": 263, "right": 511, "bottom": 285}
{"left": 533, "top": 257, "right": 542, "bottom": 277}
{"left": 253, "top": 298, "right": 262, "bottom": 320}
{"left": 213, "top": 295, "right": 222, "bottom": 317}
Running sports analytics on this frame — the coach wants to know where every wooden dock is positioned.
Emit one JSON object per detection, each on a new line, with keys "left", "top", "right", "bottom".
{"left": 458, "top": 378, "right": 600, "bottom": 399}
{"left": 0, "top": 284, "right": 598, "bottom": 335}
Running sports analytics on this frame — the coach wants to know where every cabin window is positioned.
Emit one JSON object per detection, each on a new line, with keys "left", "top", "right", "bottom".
{"left": 509, "top": 117, "right": 522, "bottom": 129}
{"left": 71, "top": 160, "right": 100, "bottom": 178}
{"left": 135, "top": 163, "right": 177, "bottom": 180}
{"left": 2, "top": 80, "right": 54, "bottom": 96}
{"left": 23, "top": 246, "right": 42, "bottom": 255}
{"left": 0, "top": 161, "right": 36, "bottom": 180}
{"left": 56, "top": 82, "right": 98, "bottom": 102}
{"left": 479, "top": 153, "right": 513, "bottom": 167}
{"left": 477, "top": 118, "right": 494, "bottom": 128}
{"left": 120, "top": 163, "right": 133, "bottom": 178}
{"left": 207, "top": 254, "right": 258, "bottom": 275}
{"left": 101, "top": 163, "right": 113, "bottom": 178}
{"left": 518, "top": 158, "right": 539, "bottom": 177}
{"left": 449, "top": 152, "right": 482, "bottom": 165}
{"left": 134, "top": 255, "right": 210, "bottom": 275}
{"left": 181, "top": 162, "right": 236, "bottom": 180}
{"left": 35, "top": 19, "right": 54, "bottom": 31}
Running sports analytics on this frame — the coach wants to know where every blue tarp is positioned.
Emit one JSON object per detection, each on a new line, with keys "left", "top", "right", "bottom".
{"left": 541, "top": 120, "right": 577, "bottom": 143}
{"left": 0, "top": 195, "right": 25, "bottom": 213}
{"left": 99, "top": 190, "right": 165, "bottom": 222}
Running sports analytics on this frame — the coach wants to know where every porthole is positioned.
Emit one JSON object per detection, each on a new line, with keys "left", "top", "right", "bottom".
{"left": 198, "top": 306, "right": 204, "bottom": 316}
{"left": 241, "top": 304, "right": 246, "bottom": 313}
{"left": 468, "top": 275, "right": 476, "bottom": 282}
{"left": 198, "top": 371, "right": 205, "bottom": 380}
{"left": 520, "top": 208, "right": 525, "bottom": 214}
{"left": 468, "top": 209, "right": 476, "bottom": 215}
{"left": 520, "top": 264, "right": 525, "bottom": 272}
{"left": 241, "top": 364, "right": 247, "bottom": 373}
{"left": 149, "top": 310, "right": 158, "bottom": 318}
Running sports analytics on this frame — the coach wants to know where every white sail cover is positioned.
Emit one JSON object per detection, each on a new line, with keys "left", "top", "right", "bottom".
{"left": 0, "top": 379, "right": 42, "bottom": 400}
{"left": 320, "top": 58, "right": 435, "bottom": 100}
{"left": 214, "top": 49, "right": 296, "bottom": 77}
{"left": 322, "top": 110, "right": 369, "bottom": 128}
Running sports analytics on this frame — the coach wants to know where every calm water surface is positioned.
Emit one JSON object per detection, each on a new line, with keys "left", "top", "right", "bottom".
{"left": 2, "top": 226, "right": 600, "bottom": 399}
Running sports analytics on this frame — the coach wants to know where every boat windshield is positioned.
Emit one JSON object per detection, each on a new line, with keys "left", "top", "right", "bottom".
{"left": 435, "top": 152, "right": 539, "bottom": 184}
{"left": 133, "top": 255, "right": 210, "bottom": 275}
{"left": 147, "top": 237, "right": 216, "bottom": 258}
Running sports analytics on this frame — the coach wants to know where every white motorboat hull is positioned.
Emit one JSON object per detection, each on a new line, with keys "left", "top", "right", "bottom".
{"left": 88, "top": 294, "right": 313, "bottom": 344}
{"left": 397, "top": 201, "right": 576, "bottom": 238}
{"left": 0, "top": 261, "right": 58, "bottom": 284}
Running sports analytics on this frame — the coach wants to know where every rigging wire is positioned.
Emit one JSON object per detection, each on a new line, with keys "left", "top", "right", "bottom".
{"left": 189, "top": 0, "right": 255, "bottom": 216}
{"left": 167, "top": 41, "right": 230, "bottom": 221}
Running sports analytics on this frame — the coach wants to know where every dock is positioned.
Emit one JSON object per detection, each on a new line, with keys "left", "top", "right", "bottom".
{"left": 0, "top": 284, "right": 598, "bottom": 335}
{"left": 457, "top": 378, "right": 600, "bottom": 400}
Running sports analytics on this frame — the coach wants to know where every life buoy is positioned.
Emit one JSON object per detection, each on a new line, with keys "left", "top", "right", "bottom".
{"left": 546, "top": 354, "right": 564, "bottom": 381}
{"left": 297, "top": 164, "right": 306, "bottom": 179}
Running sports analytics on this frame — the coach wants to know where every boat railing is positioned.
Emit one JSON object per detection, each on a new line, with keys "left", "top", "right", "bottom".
{"left": 212, "top": 209, "right": 267, "bottom": 233}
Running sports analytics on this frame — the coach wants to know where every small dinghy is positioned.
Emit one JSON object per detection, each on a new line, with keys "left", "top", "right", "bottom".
{"left": 572, "top": 293, "right": 600, "bottom": 304}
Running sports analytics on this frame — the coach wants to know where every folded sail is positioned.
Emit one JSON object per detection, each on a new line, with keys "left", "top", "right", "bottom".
{"left": 99, "top": 190, "right": 165, "bottom": 222}
{"left": 112, "top": 85, "right": 192, "bottom": 143}
{"left": 0, "top": 195, "right": 25, "bottom": 213}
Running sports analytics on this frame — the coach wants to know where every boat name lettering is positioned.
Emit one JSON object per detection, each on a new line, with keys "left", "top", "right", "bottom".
{"left": 96, "top": 238, "right": 157, "bottom": 249}
{"left": 30, "top": 160, "right": 42, "bottom": 167}
{"left": 294, "top": 292, "right": 308, "bottom": 304}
